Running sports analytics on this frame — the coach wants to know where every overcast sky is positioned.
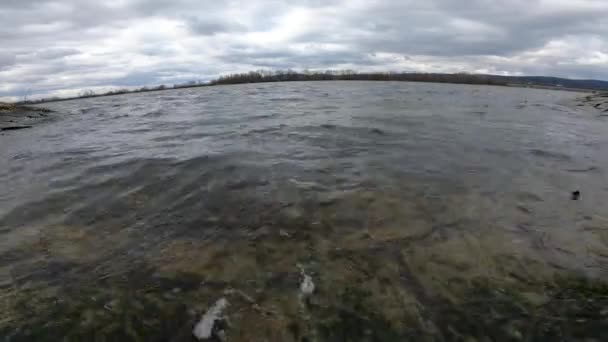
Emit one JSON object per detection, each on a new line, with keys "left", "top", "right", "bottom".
{"left": 1, "top": 0, "right": 608, "bottom": 101}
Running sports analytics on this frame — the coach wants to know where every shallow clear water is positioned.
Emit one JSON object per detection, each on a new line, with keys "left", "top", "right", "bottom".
{"left": 1, "top": 81, "right": 608, "bottom": 341}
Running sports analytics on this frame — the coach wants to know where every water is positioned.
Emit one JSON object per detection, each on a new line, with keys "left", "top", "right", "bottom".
{"left": 1, "top": 81, "right": 608, "bottom": 340}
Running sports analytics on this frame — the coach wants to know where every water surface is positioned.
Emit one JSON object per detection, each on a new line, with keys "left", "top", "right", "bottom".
{"left": 1, "top": 81, "right": 608, "bottom": 341}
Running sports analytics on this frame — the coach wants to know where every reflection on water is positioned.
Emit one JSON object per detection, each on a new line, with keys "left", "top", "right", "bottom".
{"left": 1, "top": 82, "right": 608, "bottom": 340}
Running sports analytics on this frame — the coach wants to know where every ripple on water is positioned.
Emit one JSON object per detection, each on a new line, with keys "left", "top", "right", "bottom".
{"left": 1, "top": 82, "right": 608, "bottom": 340}
{"left": 143, "top": 109, "right": 166, "bottom": 117}
{"left": 529, "top": 148, "right": 572, "bottom": 161}
{"left": 268, "top": 97, "right": 309, "bottom": 103}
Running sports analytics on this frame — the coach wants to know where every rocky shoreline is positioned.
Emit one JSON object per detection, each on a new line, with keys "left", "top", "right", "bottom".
{"left": 573, "top": 92, "right": 608, "bottom": 116}
{"left": 0, "top": 102, "right": 53, "bottom": 132}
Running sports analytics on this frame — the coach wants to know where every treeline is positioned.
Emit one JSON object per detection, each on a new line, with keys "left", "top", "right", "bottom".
{"left": 19, "top": 70, "right": 607, "bottom": 105}
{"left": 18, "top": 71, "right": 506, "bottom": 104}
{"left": 209, "top": 70, "right": 508, "bottom": 86}
{"left": 20, "top": 81, "right": 206, "bottom": 104}
{"left": 73, "top": 82, "right": 206, "bottom": 99}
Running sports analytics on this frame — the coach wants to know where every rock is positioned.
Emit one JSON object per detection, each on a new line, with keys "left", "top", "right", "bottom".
{"left": 193, "top": 297, "right": 229, "bottom": 340}
{"left": 1, "top": 103, "right": 53, "bottom": 132}
{"left": 565, "top": 166, "right": 598, "bottom": 173}
{"left": 0, "top": 102, "right": 16, "bottom": 112}
{"left": 521, "top": 292, "right": 549, "bottom": 306}
{"left": 283, "top": 207, "right": 303, "bottom": 219}
{"left": 300, "top": 274, "right": 315, "bottom": 295}
{"left": 507, "top": 327, "right": 523, "bottom": 340}
{"left": 1, "top": 125, "right": 32, "bottom": 131}
{"left": 279, "top": 229, "right": 291, "bottom": 238}
{"left": 318, "top": 192, "right": 341, "bottom": 206}
{"left": 103, "top": 299, "right": 120, "bottom": 312}
{"left": 571, "top": 190, "right": 581, "bottom": 201}
{"left": 0, "top": 102, "right": 52, "bottom": 113}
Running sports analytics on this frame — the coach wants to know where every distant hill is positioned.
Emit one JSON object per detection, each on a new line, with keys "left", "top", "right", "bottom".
{"left": 210, "top": 71, "right": 608, "bottom": 91}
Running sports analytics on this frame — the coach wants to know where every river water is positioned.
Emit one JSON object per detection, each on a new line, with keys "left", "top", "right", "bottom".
{"left": 1, "top": 81, "right": 608, "bottom": 341}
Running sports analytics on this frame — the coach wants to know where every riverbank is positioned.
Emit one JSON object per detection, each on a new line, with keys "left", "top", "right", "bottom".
{"left": 0, "top": 102, "right": 53, "bottom": 132}
{"left": 15, "top": 72, "right": 608, "bottom": 105}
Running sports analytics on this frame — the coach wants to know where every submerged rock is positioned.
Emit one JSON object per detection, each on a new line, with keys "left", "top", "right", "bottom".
{"left": 571, "top": 190, "right": 581, "bottom": 201}
{"left": 193, "top": 297, "right": 229, "bottom": 340}
{"left": 1, "top": 125, "right": 32, "bottom": 131}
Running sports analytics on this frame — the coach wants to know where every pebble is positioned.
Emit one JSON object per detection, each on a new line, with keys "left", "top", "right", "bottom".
{"left": 104, "top": 299, "right": 120, "bottom": 311}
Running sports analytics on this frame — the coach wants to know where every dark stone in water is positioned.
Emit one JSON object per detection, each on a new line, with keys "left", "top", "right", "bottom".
{"left": 1, "top": 125, "right": 32, "bottom": 131}
{"left": 516, "top": 205, "right": 532, "bottom": 214}
{"left": 571, "top": 191, "right": 581, "bottom": 201}
{"left": 565, "top": 166, "right": 598, "bottom": 173}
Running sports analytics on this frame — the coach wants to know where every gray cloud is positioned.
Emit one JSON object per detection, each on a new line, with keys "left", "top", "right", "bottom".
{"left": 1, "top": 0, "right": 608, "bottom": 100}
{"left": 186, "top": 17, "right": 245, "bottom": 35}
{"left": 0, "top": 53, "right": 16, "bottom": 70}
{"left": 35, "top": 48, "right": 81, "bottom": 60}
